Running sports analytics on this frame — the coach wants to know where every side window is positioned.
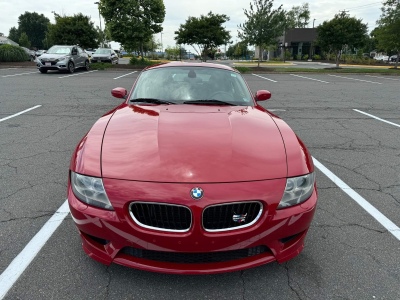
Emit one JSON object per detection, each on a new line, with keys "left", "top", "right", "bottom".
{"left": 77, "top": 47, "right": 83, "bottom": 54}
{"left": 72, "top": 47, "right": 77, "bottom": 54}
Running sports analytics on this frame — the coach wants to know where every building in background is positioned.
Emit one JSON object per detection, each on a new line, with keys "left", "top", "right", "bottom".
{"left": 0, "top": 36, "right": 19, "bottom": 46}
{"left": 255, "top": 28, "right": 320, "bottom": 60}
{"left": 279, "top": 28, "right": 320, "bottom": 60}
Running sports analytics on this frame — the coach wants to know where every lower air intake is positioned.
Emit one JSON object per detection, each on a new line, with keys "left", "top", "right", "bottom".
{"left": 120, "top": 245, "right": 270, "bottom": 264}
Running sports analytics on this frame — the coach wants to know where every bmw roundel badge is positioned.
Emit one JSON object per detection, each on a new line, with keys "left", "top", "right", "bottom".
{"left": 190, "top": 187, "right": 204, "bottom": 200}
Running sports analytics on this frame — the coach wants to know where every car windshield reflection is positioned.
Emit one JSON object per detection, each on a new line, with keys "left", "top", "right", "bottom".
{"left": 130, "top": 67, "right": 254, "bottom": 106}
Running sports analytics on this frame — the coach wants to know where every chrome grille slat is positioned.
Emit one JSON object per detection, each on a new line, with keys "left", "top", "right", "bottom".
{"left": 129, "top": 202, "right": 192, "bottom": 232}
{"left": 202, "top": 201, "right": 263, "bottom": 232}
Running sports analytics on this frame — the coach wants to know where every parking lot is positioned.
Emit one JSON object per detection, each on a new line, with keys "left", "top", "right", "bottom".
{"left": 0, "top": 67, "right": 399, "bottom": 299}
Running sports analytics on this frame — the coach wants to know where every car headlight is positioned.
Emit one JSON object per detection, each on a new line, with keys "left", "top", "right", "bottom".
{"left": 70, "top": 171, "right": 114, "bottom": 210}
{"left": 277, "top": 172, "right": 315, "bottom": 209}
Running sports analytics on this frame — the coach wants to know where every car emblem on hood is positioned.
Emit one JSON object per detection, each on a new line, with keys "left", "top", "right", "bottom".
{"left": 233, "top": 213, "right": 247, "bottom": 223}
{"left": 190, "top": 187, "right": 203, "bottom": 200}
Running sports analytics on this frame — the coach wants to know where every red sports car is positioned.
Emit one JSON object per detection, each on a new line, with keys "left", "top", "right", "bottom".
{"left": 68, "top": 62, "right": 317, "bottom": 274}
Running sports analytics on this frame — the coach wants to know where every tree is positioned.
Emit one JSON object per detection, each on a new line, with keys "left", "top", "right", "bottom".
{"left": 8, "top": 27, "right": 20, "bottom": 43}
{"left": 47, "top": 13, "right": 98, "bottom": 49}
{"left": 19, "top": 32, "right": 31, "bottom": 48}
{"left": 286, "top": 3, "right": 310, "bottom": 29}
{"left": 18, "top": 12, "right": 50, "bottom": 49}
{"left": 238, "top": 0, "right": 286, "bottom": 67}
{"left": 99, "top": 0, "right": 165, "bottom": 59}
{"left": 374, "top": 0, "right": 400, "bottom": 68}
{"left": 227, "top": 42, "right": 248, "bottom": 59}
{"left": 175, "top": 12, "right": 231, "bottom": 62}
{"left": 316, "top": 12, "right": 368, "bottom": 68}
{"left": 165, "top": 45, "right": 180, "bottom": 60}
{"left": 96, "top": 25, "right": 112, "bottom": 48}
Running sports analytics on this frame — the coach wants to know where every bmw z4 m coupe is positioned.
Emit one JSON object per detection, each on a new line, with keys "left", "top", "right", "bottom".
{"left": 68, "top": 62, "right": 317, "bottom": 274}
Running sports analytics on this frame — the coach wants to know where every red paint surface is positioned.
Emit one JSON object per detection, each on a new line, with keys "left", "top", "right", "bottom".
{"left": 68, "top": 62, "right": 318, "bottom": 274}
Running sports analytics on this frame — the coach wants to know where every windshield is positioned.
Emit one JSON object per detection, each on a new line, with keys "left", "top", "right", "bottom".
{"left": 47, "top": 46, "right": 71, "bottom": 54}
{"left": 130, "top": 67, "right": 253, "bottom": 105}
{"left": 95, "top": 49, "right": 111, "bottom": 55}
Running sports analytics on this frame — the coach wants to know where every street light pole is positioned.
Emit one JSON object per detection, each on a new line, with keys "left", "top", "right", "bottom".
{"left": 313, "top": 19, "right": 316, "bottom": 28}
{"left": 160, "top": 32, "right": 163, "bottom": 54}
{"left": 94, "top": 2, "right": 103, "bottom": 48}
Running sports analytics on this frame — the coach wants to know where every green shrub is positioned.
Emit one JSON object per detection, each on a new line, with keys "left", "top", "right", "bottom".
{"left": 89, "top": 62, "right": 112, "bottom": 70}
{"left": 0, "top": 45, "right": 29, "bottom": 62}
{"left": 313, "top": 54, "right": 321, "bottom": 60}
{"left": 233, "top": 66, "right": 252, "bottom": 73}
{"left": 363, "top": 57, "right": 371, "bottom": 65}
{"left": 129, "top": 56, "right": 160, "bottom": 66}
{"left": 302, "top": 54, "right": 309, "bottom": 60}
{"left": 296, "top": 54, "right": 302, "bottom": 60}
{"left": 284, "top": 49, "right": 291, "bottom": 60}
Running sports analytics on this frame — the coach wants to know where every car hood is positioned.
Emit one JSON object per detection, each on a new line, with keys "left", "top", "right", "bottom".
{"left": 92, "top": 54, "right": 109, "bottom": 57}
{"left": 39, "top": 53, "right": 70, "bottom": 60}
{"left": 101, "top": 104, "right": 287, "bottom": 183}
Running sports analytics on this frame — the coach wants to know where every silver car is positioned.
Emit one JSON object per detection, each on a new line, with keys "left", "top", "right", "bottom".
{"left": 90, "top": 48, "right": 119, "bottom": 64}
{"left": 37, "top": 45, "right": 90, "bottom": 73}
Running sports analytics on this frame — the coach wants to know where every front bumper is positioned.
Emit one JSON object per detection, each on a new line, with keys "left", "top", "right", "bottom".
{"left": 68, "top": 178, "right": 317, "bottom": 274}
{"left": 36, "top": 60, "right": 69, "bottom": 70}
{"left": 90, "top": 58, "right": 112, "bottom": 63}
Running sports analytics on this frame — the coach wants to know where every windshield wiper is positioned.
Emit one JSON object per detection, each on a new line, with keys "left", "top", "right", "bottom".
{"left": 130, "top": 98, "right": 176, "bottom": 105}
{"left": 183, "top": 100, "right": 237, "bottom": 106}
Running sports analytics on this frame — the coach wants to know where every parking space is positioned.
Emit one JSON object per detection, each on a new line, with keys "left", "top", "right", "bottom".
{"left": 1, "top": 70, "right": 400, "bottom": 299}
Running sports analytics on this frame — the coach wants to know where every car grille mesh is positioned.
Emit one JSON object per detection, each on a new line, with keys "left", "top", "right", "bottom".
{"left": 130, "top": 202, "right": 191, "bottom": 231}
{"left": 120, "top": 245, "right": 269, "bottom": 264}
{"left": 203, "top": 202, "right": 262, "bottom": 231}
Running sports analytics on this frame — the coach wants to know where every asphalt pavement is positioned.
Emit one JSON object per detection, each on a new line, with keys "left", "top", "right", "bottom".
{"left": 0, "top": 67, "right": 399, "bottom": 299}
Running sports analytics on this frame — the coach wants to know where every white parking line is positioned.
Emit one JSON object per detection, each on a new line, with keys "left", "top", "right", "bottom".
{"left": 113, "top": 71, "right": 137, "bottom": 80}
{"left": 0, "top": 200, "right": 69, "bottom": 299}
{"left": 0, "top": 105, "right": 41, "bottom": 123}
{"left": 289, "top": 74, "right": 329, "bottom": 83}
{"left": 313, "top": 157, "right": 400, "bottom": 241}
{"left": 353, "top": 109, "right": 400, "bottom": 128}
{"left": 251, "top": 74, "right": 277, "bottom": 83}
{"left": 1, "top": 71, "right": 38, "bottom": 78}
{"left": 328, "top": 74, "right": 382, "bottom": 84}
{"left": 58, "top": 70, "right": 98, "bottom": 79}
{"left": 365, "top": 75, "right": 399, "bottom": 81}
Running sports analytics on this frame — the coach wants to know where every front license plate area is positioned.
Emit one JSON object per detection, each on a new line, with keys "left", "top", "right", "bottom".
{"left": 45, "top": 62, "right": 51, "bottom": 66}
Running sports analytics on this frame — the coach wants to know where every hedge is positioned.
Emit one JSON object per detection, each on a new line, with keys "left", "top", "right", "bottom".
{"left": 0, "top": 45, "right": 29, "bottom": 62}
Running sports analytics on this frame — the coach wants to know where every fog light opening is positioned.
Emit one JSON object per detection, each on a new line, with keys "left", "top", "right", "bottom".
{"left": 86, "top": 233, "right": 110, "bottom": 245}
{"left": 279, "top": 233, "right": 301, "bottom": 244}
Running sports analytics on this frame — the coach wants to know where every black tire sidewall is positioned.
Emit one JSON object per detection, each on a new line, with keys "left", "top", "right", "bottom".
{"left": 85, "top": 60, "right": 90, "bottom": 71}
{"left": 68, "top": 61, "right": 75, "bottom": 73}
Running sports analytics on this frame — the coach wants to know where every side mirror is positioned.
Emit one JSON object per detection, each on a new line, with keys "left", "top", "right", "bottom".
{"left": 111, "top": 87, "right": 127, "bottom": 99}
{"left": 255, "top": 90, "right": 271, "bottom": 101}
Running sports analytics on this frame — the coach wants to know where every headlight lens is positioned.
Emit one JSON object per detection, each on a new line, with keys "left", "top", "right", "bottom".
{"left": 70, "top": 172, "right": 114, "bottom": 210}
{"left": 277, "top": 172, "right": 315, "bottom": 209}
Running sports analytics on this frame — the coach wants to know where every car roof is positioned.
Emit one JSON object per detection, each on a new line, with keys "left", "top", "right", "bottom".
{"left": 144, "top": 62, "right": 238, "bottom": 73}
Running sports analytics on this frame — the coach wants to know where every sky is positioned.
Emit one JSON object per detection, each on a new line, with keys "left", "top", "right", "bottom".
{"left": 0, "top": 0, "right": 383, "bottom": 51}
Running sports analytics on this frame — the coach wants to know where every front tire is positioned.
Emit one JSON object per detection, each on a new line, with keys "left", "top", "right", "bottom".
{"left": 68, "top": 61, "right": 75, "bottom": 73}
{"left": 84, "top": 60, "right": 90, "bottom": 71}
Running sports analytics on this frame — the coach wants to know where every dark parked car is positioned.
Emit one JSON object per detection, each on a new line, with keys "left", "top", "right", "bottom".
{"left": 37, "top": 45, "right": 90, "bottom": 73}
{"left": 90, "top": 48, "right": 119, "bottom": 64}
{"left": 390, "top": 55, "right": 398, "bottom": 62}
{"left": 21, "top": 47, "right": 36, "bottom": 61}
